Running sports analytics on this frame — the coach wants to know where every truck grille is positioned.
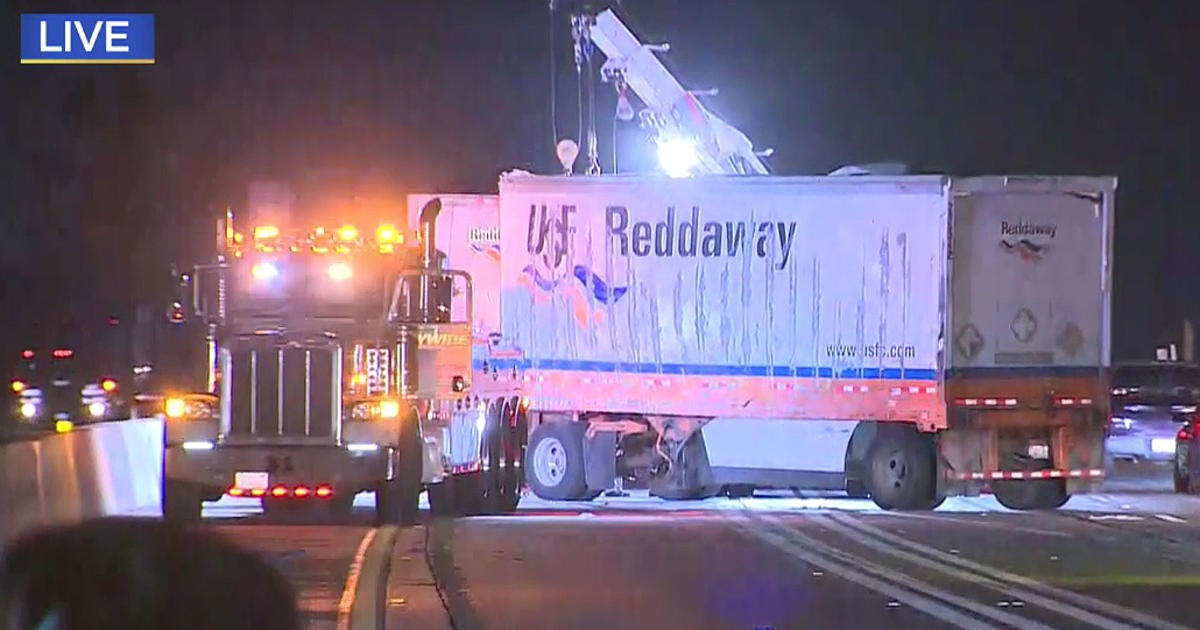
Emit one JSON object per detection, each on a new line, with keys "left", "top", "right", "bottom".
{"left": 226, "top": 345, "right": 339, "bottom": 439}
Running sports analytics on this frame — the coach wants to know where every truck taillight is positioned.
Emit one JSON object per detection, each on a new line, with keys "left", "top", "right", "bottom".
{"left": 1179, "top": 424, "right": 1195, "bottom": 442}
{"left": 954, "top": 397, "right": 1019, "bottom": 407}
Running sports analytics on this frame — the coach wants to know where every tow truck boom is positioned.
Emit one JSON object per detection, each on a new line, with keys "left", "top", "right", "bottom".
{"left": 578, "top": 7, "right": 770, "bottom": 175}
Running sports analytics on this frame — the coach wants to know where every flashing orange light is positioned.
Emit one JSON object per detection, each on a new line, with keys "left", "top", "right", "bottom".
{"left": 228, "top": 487, "right": 245, "bottom": 497}
{"left": 21, "top": 349, "right": 33, "bottom": 360}
{"left": 376, "top": 224, "right": 398, "bottom": 244}
{"left": 52, "top": 349, "right": 73, "bottom": 359}
{"left": 253, "top": 225, "right": 280, "bottom": 240}
{"left": 100, "top": 378, "right": 117, "bottom": 393}
{"left": 293, "top": 486, "right": 311, "bottom": 498}
{"left": 315, "top": 485, "right": 333, "bottom": 498}
{"left": 338, "top": 225, "right": 359, "bottom": 241}
{"left": 10, "top": 380, "right": 24, "bottom": 393}
{"left": 270, "top": 485, "right": 288, "bottom": 497}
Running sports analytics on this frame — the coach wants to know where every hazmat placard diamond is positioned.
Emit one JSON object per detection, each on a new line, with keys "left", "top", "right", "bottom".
{"left": 1057, "top": 322, "right": 1084, "bottom": 357}
{"left": 1010, "top": 308, "right": 1037, "bottom": 343}
{"left": 955, "top": 323, "right": 984, "bottom": 361}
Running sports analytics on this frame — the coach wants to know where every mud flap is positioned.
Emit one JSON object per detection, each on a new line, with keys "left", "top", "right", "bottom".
{"left": 584, "top": 431, "right": 617, "bottom": 492}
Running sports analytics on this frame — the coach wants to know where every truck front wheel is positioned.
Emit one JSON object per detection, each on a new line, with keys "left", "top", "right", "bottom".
{"left": 375, "top": 410, "right": 424, "bottom": 525}
{"left": 162, "top": 478, "right": 202, "bottom": 524}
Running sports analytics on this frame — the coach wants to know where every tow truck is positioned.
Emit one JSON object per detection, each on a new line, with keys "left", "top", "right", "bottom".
{"left": 160, "top": 194, "right": 482, "bottom": 525}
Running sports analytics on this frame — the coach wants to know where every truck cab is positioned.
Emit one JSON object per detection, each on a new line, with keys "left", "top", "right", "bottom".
{"left": 160, "top": 198, "right": 473, "bottom": 525}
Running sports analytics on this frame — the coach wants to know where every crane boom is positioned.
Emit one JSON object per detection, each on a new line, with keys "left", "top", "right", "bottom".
{"left": 587, "top": 8, "right": 770, "bottom": 175}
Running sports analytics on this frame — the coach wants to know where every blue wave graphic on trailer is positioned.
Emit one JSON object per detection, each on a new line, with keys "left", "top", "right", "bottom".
{"left": 520, "top": 264, "right": 629, "bottom": 305}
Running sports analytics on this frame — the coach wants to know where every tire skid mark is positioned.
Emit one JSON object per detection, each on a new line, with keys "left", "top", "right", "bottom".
{"left": 823, "top": 511, "right": 1189, "bottom": 630}
{"left": 723, "top": 511, "right": 1026, "bottom": 630}
{"left": 1051, "top": 510, "right": 1200, "bottom": 569}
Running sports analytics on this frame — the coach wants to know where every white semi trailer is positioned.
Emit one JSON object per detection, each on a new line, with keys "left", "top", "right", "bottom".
{"left": 412, "top": 172, "right": 1115, "bottom": 511}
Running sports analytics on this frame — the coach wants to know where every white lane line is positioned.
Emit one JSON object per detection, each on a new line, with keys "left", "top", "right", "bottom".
{"left": 337, "top": 528, "right": 379, "bottom": 630}
{"left": 726, "top": 513, "right": 1036, "bottom": 630}
{"left": 1154, "top": 513, "right": 1187, "bottom": 524}
{"left": 827, "top": 511, "right": 1190, "bottom": 630}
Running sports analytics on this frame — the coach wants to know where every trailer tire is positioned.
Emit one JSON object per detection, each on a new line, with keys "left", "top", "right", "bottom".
{"left": 526, "top": 422, "right": 591, "bottom": 501}
{"left": 993, "top": 479, "right": 1069, "bottom": 511}
{"left": 865, "top": 429, "right": 937, "bottom": 511}
{"left": 162, "top": 478, "right": 202, "bottom": 524}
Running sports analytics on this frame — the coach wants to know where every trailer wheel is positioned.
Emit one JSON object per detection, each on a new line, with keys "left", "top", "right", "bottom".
{"left": 993, "top": 479, "right": 1069, "bottom": 511}
{"left": 526, "top": 422, "right": 590, "bottom": 501}
{"left": 865, "top": 429, "right": 937, "bottom": 511}
{"left": 162, "top": 478, "right": 202, "bottom": 524}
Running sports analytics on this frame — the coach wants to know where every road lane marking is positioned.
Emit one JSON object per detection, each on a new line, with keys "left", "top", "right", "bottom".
{"left": 826, "top": 511, "right": 1190, "bottom": 630}
{"left": 724, "top": 513, "right": 1027, "bottom": 630}
{"left": 1154, "top": 513, "right": 1187, "bottom": 523}
{"left": 337, "top": 528, "right": 379, "bottom": 630}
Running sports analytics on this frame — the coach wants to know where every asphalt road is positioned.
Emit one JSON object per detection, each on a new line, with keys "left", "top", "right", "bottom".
{"left": 191, "top": 478, "right": 1200, "bottom": 630}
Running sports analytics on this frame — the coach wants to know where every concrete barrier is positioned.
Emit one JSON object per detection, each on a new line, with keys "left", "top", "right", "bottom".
{"left": 0, "top": 418, "right": 164, "bottom": 545}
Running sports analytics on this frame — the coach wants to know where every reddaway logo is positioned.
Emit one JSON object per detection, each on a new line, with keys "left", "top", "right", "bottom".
{"left": 999, "top": 220, "right": 1055, "bottom": 263}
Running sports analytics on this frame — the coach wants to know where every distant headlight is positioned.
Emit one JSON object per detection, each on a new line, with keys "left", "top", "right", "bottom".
{"left": 19, "top": 402, "right": 37, "bottom": 418}
{"left": 165, "top": 396, "right": 217, "bottom": 419}
{"left": 88, "top": 402, "right": 107, "bottom": 418}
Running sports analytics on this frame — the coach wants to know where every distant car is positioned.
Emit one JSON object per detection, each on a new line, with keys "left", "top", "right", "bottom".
{"left": 8, "top": 347, "right": 130, "bottom": 426}
{"left": 1107, "top": 362, "right": 1200, "bottom": 471}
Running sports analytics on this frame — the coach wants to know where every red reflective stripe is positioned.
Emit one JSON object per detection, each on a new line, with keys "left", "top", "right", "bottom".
{"left": 947, "top": 469, "right": 1104, "bottom": 480}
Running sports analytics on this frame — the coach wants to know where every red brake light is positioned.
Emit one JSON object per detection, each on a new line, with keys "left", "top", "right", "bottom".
{"left": 20, "top": 350, "right": 33, "bottom": 359}
{"left": 1179, "top": 424, "right": 1195, "bottom": 442}
{"left": 52, "top": 349, "right": 73, "bottom": 359}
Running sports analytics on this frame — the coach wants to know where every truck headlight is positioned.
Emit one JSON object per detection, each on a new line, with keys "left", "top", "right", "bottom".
{"left": 350, "top": 399, "right": 404, "bottom": 421}
{"left": 19, "top": 402, "right": 37, "bottom": 418}
{"left": 165, "top": 396, "right": 217, "bottom": 419}
{"left": 88, "top": 401, "right": 107, "bottom": 418}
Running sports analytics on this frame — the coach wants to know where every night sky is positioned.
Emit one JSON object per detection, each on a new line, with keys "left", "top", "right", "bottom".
{"left": 3, "top": 0, "right": 1198, "bottom": 361}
